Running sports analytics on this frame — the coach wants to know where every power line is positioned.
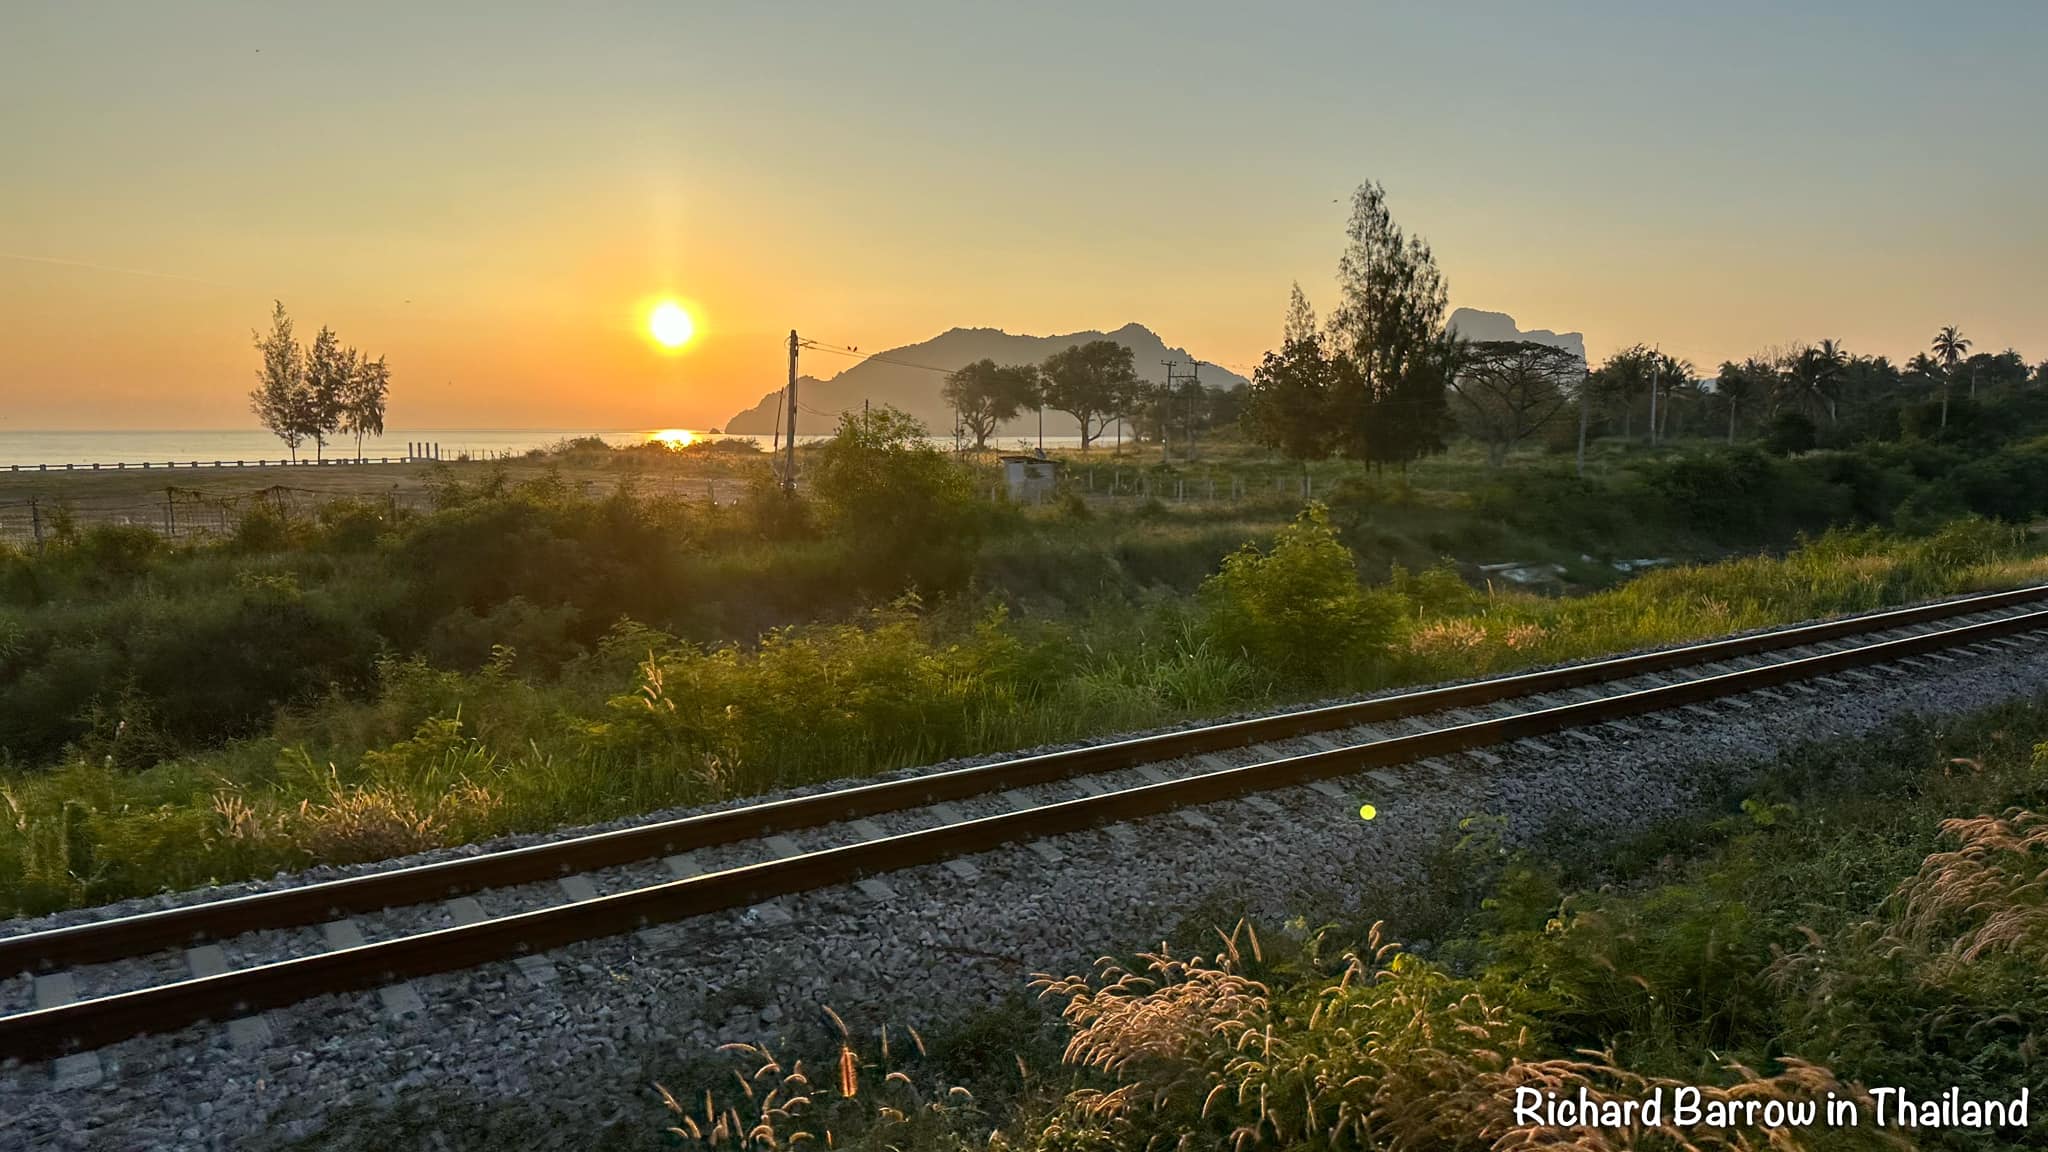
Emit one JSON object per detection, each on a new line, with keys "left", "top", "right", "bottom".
{"left": 803, "top": 333, "right": 1259, "bottom": 381}
{"left": 797, "top": 338, "right": 955, "bottom": 376}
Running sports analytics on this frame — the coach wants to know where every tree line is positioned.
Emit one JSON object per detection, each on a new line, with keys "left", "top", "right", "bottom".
{"left": 1580, "top": 329, "right": 2042, "bottom": 455}
{"left": 250, "top": 301, "right": 392, "bottom": 461}
{"left": 942, "top": 341, "right": 1249, "bottom": 454}
{"left": 1237, "top": 180, "right": 2048, "bottom": 470}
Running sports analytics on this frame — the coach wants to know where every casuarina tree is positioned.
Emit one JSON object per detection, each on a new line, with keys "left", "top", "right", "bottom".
{"left": 1324, "top": 181, "right": 1454, "bottom": 471}
{"left": 250, "top": 301, "right": 309, "bottom": 461}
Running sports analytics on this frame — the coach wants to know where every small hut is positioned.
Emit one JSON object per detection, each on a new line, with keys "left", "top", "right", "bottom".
{"left": 998, "top": 453, "right": 1059, "bottom": 503}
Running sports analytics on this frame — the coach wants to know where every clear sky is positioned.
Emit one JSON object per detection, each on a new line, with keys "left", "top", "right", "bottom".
{"left": 4, "top": 1, "right": 2043, "bottom": 431}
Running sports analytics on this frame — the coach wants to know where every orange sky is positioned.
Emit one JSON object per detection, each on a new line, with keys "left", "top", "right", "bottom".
{"left": 4, "top": 3, "right": 2043, "bottom": 432}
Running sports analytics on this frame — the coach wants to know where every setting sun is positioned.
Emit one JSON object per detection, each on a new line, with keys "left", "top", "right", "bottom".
{"left": 648, "top": 301, "right": 694, "bottom": 348}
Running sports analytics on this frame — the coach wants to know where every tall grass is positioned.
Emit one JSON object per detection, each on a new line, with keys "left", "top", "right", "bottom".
{"left": 3, "top": 511, "right": 2041, "bottom": 918}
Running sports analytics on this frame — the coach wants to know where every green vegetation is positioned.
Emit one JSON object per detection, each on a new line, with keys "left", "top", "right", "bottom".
{"left": 3, "top": 398, "right": 2044, "bottom": 916}
{"left": 649, "top": 696, "right": 2048, "bottom": 1151}
{"left": 11, "top": 336, "right": 2048, "bottom": 918}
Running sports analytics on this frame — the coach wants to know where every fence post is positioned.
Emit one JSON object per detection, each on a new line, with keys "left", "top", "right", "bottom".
{"left": 164, "top": 488, "right": 176, "bottom": 537}
{"left": 29, "top": 498, "right": 42, "bottom": 552}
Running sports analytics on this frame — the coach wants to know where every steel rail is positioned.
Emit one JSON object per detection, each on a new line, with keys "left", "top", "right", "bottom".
{"left": 3, "top": 604, "right": 2044, "bottom": 1063}
{"left": 3, "top": 584, "right": 2045, "bottom": 980}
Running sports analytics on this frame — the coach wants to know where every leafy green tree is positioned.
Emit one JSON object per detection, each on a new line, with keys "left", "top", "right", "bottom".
{"left": 342, "top": 354, "right": 390, "bottom": 460}
{"left": 1199, "top": 502, "right": 1399, "bottom": 685}
{"left": 1245, "top": 285, "right": 1341, "bottom": 466}
{"left": 1203, "top": 382, "right": 1248, "bottom": 433}
{"left": 303, "top": 326, "right": 353, "bottom": 462}
{"left": 1588, "top": 344, "right": 1662, "bottom": 442}
{"left": 1325, "top": 181, "right": 1452, "bottom": 471}
{"left": 1448, "top": 340, "right": 1580, "bottom": 466}
{"left": 941, "top": 359, "right": 1038, "bottom": 450}
{"left": 1039, "top": 340, "right": 1140, "bottom": 451}
{"left": 810, "top": 405, "right": 982, "bottom": 592}
{"left": 1763, "top": 409, "right": 1818, "bottom": 456}
{"left": 1712, "top": 358, "right": 1773, "bottom": 444}
{"left": 1784, "top": 341, "right": 1845, "bottom": 428}
{"left": 1960, "top": 349, "right": 2029, "bottom": 398}
{"left": 250, "top": 301, "right": 309, "bottom": 461}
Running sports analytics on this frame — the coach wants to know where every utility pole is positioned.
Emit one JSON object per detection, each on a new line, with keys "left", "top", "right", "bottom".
{"left": 1159, "top": 360, "right": 1178, "bottom": 461}
{"left": 1187, "top": 361, "right": 1202, "bottom": 459}
{"left": 1575, "top": 368, "right": 1590, "bottom": 478}
{"left": 1647, "top": 351, "right": 1661, "bottom": 448}
{"left": 783, "top": 330, "right": 799, "bottom": 492}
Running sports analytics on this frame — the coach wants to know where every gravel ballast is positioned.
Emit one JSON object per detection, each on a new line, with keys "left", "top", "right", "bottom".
{"left": 3, "top": 623, "right": 2046, "bottom": 1151}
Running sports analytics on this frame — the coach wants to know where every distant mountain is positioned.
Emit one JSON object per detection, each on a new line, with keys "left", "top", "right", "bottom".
{"left": 1447, "top": 308, "right": 1587, "bottom": 364}
{"left": 724, "top": 323, "right": 1251, "bottom": 437}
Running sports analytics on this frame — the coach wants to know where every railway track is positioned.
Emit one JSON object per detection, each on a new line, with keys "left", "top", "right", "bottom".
{"left": 6, "top": 584, "right": 2048, "bottom": 1070}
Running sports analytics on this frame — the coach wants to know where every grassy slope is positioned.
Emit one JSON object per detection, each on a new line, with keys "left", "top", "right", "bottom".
{"left": 2, "top": 514, "right": 2041, "bottom": 918}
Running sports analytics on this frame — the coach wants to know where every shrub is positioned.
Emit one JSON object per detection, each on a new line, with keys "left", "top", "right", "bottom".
{"left": 229, "top": 503, "right": 296, "bottom": 553}
{"left": 312, "top": 496, "right": 401, "bottom": 551}
{"left": 810, "top": 406, "right": 985, "bottom": 595}
{"left": 1199, "top": 502, "right": 1402, "bottom": 685}
{"left": 1763, "top": 410, "right": 1818, "bottom": 456}
{"left": 69, "top": 522, "right": 163, "bottom": 582}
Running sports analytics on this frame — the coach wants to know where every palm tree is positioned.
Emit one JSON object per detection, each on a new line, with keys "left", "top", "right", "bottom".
{"left": 1811, "top": 339, "right": 1847, "bottom": 424}
{"left": 1714, "top": 358, "right": 1771, "bottom": 444}
{"left": 1932, "top": 325, "right": 1971, "bottom": 429}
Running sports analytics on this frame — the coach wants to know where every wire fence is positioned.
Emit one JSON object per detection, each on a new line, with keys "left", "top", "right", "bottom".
{"left": 0, "top": 474, "right": 751, "bottom": 547}
{"left": 983, "top": 460, "right": 1329, "bottom": 508}
{"left": 0, "top": 456, "right": 1321, "bottom": 546}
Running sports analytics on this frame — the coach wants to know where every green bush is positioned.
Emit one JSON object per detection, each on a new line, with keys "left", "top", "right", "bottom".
{"left": 229, "top": 503, "right": 297, "bottom": 553}
{"left": 1763, "top": 410, "right": 1819, "bottom": 455}
{"left": 69, "top": 522, "right": 164, "bottom": 583}
{"left": 1199, "top": 503, "right": 1402, "bottom": 686}
{"left": 810, "top": 406, "right": 985, "bottom": 596}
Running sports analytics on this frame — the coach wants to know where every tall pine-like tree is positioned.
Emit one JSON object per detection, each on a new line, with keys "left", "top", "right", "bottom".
{"left": 1245, "top": 283, "right": 1341, "bottom": 467}
{"left": 303, "top": 326, "right": 352, "bottom": 462}
{"left": 1325, "top": 182, "right": 1453, "bottom": 471}
{"left": 250, "top": 301, "right": 308, "bottom": 461}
